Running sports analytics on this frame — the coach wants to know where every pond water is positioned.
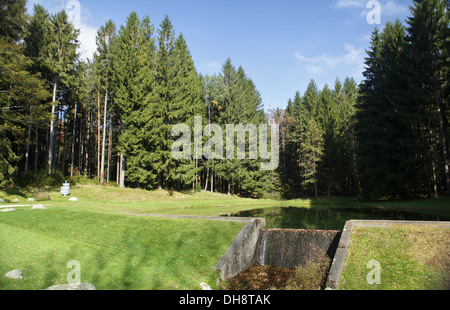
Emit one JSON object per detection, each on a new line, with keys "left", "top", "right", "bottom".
{"left": 223, "top": 206, "right": 449, "bottom": 231}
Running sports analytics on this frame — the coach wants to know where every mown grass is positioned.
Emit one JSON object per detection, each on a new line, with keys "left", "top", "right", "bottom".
{"left": 1, "top": 185, "right": 310, "bottom": 216}
{"left": 0, "top": 207, "right": 244, "bottom": 290}
{"left": 1, "top": 185, "right": 450, "bottom": 290}
{"left": 339, "top": 224, "right": 450, "bottom": 290}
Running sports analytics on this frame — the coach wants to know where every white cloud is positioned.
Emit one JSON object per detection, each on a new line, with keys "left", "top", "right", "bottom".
{"left": 335, "top": 0, "right": 410, "bottom": 18}
{"left": 295, "top": 43, "right": 365, "bottom": 77}
{"left": 27, "top": 0, "right": 98, "bottom": 61}
{"left": 65, "top": 1, "right": 98, "bottom": 61}
{"left": 77, "top": 23, "right": 98, "bottom": 61}
{"left": 383, "top": 0, "right": 409, "bottom": 16}
{"left": 295, "top": 44, "right": 365, "bottom": 73}
{"left": 334, "top": 0, "right": 366, "bottom": 9}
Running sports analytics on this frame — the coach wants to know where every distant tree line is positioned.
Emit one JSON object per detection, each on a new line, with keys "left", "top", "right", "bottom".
{"left": 280, "top": 0, "right": 449, "bottom": 199}
{"left": 0, "top": 0, "right": 448, "bottom": 199}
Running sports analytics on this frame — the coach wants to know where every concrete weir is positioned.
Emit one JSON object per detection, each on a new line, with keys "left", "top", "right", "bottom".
{"left": 214, "top": 219, "right": 341, "bottom": 281}
{"left": 255, "top": 228, "right": 341, "bottom": 269}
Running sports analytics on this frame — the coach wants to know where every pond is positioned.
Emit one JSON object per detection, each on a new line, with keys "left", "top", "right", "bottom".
{"left": 223, "top": 206, "right": 450, "bottom": 231}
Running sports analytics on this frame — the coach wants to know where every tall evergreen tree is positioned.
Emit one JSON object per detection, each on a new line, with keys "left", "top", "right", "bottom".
{"left": 95, "top": 19, "right": 117, "bottom": 183}
{"left": 24, "top": 4, "right": 51, "bottom": 78}
{"left": 44, "top": 10, "right": 80, "bottom": 174}
{"left": 356, "top": 22, "right": 412, "bottom": 198}
{"left": 298, "top": 118, "right": 323, "bottom": 198}
{"left": 0, "top": 0, "right": 27, "bottom": 44}
{"left": 407, "top": 0, "right": 450, "bottom": 195}
{"left": 112, "top": 12, "right": 156, "bottom": 188}
{"left": 0, "top": 1, "right": 49, "bottom": 185}
{"left": 169, "top": 33, "right": 206, "bottom": 188}
{"left": 150, "top": 15, "right": 176, "bottom": 189}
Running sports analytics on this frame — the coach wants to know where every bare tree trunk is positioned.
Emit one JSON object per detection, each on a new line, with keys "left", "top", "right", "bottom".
{"left": 204, "top": 167, "right": 209, "bottom": 191}
{"left": 54, "top": 104, "right": 62, "bottom": 173}
{"left": 79, "top": 109, "right": 84, "bottom": 174}
{"left": 85, "top": 108, "right": 91, "bottom": 176}
{"left": 107, "top": 112, "right": 113, "bottom": 183}
{"left": 116, "top": 156, "right": 120, "bottom": 184}
{"left": 25, "top": 120, "right": 31, "bottom": 172}
{"left": 211, "top": 169, "right": 214, "bottom": 193}
{"left": 48, "top": 77, "right": 58, "bottom": 174}
{"left": 119, "top": 153, "right": 125, "bottom": 188}
{"left": 71, "top": 102, "right": 77, "bottom": 177}
{"left": 34, "top": 125, "right": 38, "bottom": 173}
{"left": 100, "top": 89, "right": 108, "bottom": 183}
{"left": 97, "top": 88, "right": 101, "bottom": 180}
{"left": 61, "top": 114, "right": 70, "bottom": 174}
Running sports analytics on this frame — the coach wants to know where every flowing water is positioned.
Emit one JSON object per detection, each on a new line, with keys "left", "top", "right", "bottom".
{"left": 224, "top": 206, "right": 449, "bottom": 231}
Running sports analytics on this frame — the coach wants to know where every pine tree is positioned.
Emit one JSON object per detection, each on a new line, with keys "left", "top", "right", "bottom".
{"left": 407, "top": 0, "right": 450, "bottom": 195}
{"left": 44, "top": 10, "right": 80, "bottom": 174}
{"left": 149, "top": 15, "right": 176, "bottom": 189}
{"left": 95, "top": 19, "right": 116, "bottom": 183}
{"left": 112, "top": 12, "right": 157, "bottom": 188}
{"left": 318, "top": 83, "right": 340, "bottom": 197}
{"left": 298, "top": 118, "right": 323, "bottom": 198}
{"left": 302, "top": 79, "right": 320, "bottom": 119}
{"left": 169, "top": 33, "right": 206, "bottom": 188}
{"left": 202, "top": 74, "right": 227, "bottom": 192}
{"left": 0, "top": 2, "right": 49, "bottom": 185}
{"left": 0, "top": 0, "right": 27, "bottom": 44}
{"left": 284, "top": 91, "right": 304, "bottom": 195}
{"left": 24, "top": 4, "right": 51, "bottom": 78}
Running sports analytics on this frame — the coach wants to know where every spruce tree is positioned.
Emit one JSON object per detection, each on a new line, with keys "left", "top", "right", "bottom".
{"left": 112, "top": 12, "right": 156, "bottom": 188}
{"left": 298, "top": 118, "right": 323, "bottom": 198}
{"left": 0, "top": 1, "right": 49, "bottom": 185}
{"left": 44, "top": 10, "right": 80, "bottom": 174}
{"left": 0, "top": 0, "right": 27, "bottom": 44}
{"left": 169, "top": 33, "right": 206, "bottom": 188}
{"left": 407, "top": 0, "right": 450, "bottom": 195}
{"left": 95, "top": 19, "right": 116, "bottom": 183}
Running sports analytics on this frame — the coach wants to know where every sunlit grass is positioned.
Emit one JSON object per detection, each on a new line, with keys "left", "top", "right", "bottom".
{"left": 339, "top": 224, "right": 450, "bottom": 290}
{"left": 0, "top": 208, "right": 244, "bottom": 290}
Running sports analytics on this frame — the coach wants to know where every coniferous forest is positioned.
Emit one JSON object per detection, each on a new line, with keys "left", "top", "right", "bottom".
{"left": 1, "top": 0, "right": 449, "bottom": 200}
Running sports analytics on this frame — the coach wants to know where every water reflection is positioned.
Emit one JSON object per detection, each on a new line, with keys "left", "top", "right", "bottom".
{"left": 225, "top": 206, "right": 449, "bottom": 230}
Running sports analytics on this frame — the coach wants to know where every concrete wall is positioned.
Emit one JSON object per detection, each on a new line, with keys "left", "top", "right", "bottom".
{"left": 214, "top": 218, "right": 266, "bottom": 281}
{"left": 215, "top": 222, "right": 341, "bottom": 281}
{"left": 255, "top": 228, "right": 341, "bottom": 269}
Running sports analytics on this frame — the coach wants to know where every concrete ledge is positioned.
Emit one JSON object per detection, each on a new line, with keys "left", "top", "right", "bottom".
{"left": 325, "top": 220, "right": 450, "bottom": 290}
{"left": 326, "top": 220, "right": 356, "bottom": 290}
{"left": 214, "top": 218, "right": 266, "bottom": 281}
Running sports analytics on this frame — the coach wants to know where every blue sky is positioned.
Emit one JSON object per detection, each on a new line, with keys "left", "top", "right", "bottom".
{"left": 26, "top": 0, "right": 413, "bottom": 111}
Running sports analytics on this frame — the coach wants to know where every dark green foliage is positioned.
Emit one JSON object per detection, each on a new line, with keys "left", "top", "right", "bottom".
{"left": 0, "top": 2, "right": 49, "bottom": 187}
{"left": 112, "top": 12, "right": 157, "bottom": 188}
{"left": 356, "top": 0, "right": 449, "bottom": 199}
{"left": 202, "top": 59, "right": 270, "bottom": 197}
{"left": 282, "top": 78, "right": 358, "bottom": 198}
{"left": 3, "top": 1, "right": 448, "bottom": 201}
{"left": 0, "top": 0, "right": 27, "bottom": 43}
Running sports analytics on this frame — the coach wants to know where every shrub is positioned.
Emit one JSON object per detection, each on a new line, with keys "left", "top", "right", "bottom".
{"left": 168, "top": 188, "right": 174, "bottom": 196}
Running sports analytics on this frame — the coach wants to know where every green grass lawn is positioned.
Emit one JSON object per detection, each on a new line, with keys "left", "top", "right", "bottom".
{"left": 1, "top": 185, "right": 306, "bottom": 216}
{"left": 0, "top": 207, "right": 244, "bottom": 290}
{"left": 1, "top": 185, "right": 449, "bottom": 290}
{"left": 339, "top": 224, "right": 450, "bottom": 290}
